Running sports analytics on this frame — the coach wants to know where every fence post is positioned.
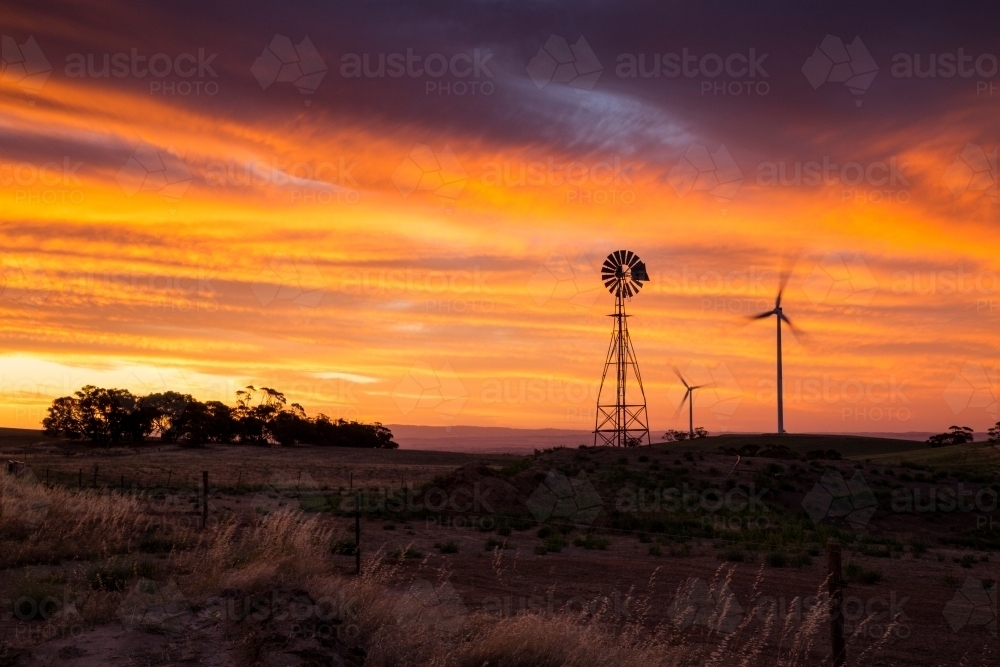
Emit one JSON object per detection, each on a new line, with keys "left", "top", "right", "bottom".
{"left": 355, "top": 492, "right": 361, "bottom": 575}
{"left": 202, "top": 471, "right": 209, "bottom": 530}
{"left": 828, "top": 540, "right": 846, "bottom": 666}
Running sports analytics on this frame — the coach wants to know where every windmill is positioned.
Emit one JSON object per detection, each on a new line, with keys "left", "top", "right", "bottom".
{"left": 671, "top": 365, "right": 712, "bottom": 439}
{"left": 750, "top": 270, "right": 802, "bottom": 434}
{"left": 594, "top": 250, "right": 651, "bottom": 447}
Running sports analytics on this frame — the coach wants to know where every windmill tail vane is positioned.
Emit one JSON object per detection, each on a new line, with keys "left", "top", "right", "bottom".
{"left": 594, "top": 249, "right": 651, "bottom": 447}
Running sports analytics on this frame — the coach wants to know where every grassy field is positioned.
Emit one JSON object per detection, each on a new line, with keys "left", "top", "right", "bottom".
{"left": 1, "top": 432, "right": 998, "bottom": 666}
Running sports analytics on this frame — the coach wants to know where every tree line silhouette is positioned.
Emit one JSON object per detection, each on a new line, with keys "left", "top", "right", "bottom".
{"left": 42, "top": 385, "right": 397, "bottom": 448}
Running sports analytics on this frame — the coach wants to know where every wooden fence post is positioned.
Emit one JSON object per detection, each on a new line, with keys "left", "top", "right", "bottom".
{"left": 828, "top": 540, "right": 846, "bottom": 666}
{"left": 202, "top": 471, "right": 209, "bottom": 530}
{"left": 355, "top": 492, "right": 361, "bottom": 575}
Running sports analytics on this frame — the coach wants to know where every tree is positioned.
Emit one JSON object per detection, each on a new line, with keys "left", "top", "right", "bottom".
{"left": 234, "top": 385, "right": 287, "bottom": 445}
{"left": 988, "top": 422, "right": 1000, "bottom": 445}
{"left": 663, "top": 429, "right": 689, "bottom": 442}
{"left": 693, "top": 427, "right": 709, "bottom": 438}
{"left": 141, "top": 392, "right": 193, "bottom": 442}
{"left": 927, "top": 425, "right": 974, "bottom": 447}
{"left": 312, "top": 416, "right": 398, "bottom": 448}
{"left": 42, "top": 385, "right": 154, "bottom": 444}
{"left": 177, "top": 401, "right": 236, "bottom": 444}
{"left": 42, "top": 384, "right": 397, "bottom": 449}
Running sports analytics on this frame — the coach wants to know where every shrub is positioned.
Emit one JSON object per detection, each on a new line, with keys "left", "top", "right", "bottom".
{"left": 331, "top": 537, "right": 357, "bottom": 555}
{"left": 956, "top": 554, "right": 976, "bottom": 568}
{"left": 434, "top": 540, "right": 459, "bottom": 554}
{"left": 844, "top": 562, "right": 882, "bottom": 584}
{"left": 484, "top": 537, "right": 509, "bottom": 551}
{"left": 388, "top": 546, "right": 423, "bottom": 560}
{"left": 573, "top": 534, "right": 610, "bottom": 550}
{"left": 721, "top": 546, "right": 748, "bottom": 562}
{"left": 766, "top": 552, "right": 788, "bottom": 568}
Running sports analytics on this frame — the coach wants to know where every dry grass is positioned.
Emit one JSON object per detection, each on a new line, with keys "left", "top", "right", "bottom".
{"left": 0, "top": 472, "right": 147, "bottom": 567}
{"left": 2, "top": 470, "right": 992, "bottom": 667}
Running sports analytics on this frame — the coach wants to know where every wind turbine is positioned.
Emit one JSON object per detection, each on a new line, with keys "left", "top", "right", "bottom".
{"left": 750, "top": 270, "right": 801, "bottom": 434}
{"left": 671, "top": 365, "right": 711, "bottom": 439}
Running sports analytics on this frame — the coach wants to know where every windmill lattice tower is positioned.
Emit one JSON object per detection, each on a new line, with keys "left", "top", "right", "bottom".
{"left": 594, "top": 250, "right": 651, "bottom": 447}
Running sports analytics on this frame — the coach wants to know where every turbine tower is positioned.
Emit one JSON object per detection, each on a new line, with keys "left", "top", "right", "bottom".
{"left": 594, "top": 250, "right": 650, "bottom": 447}
{"left": 750, "top": 271, "right": 800, "bottom": 434}
{"left": 672, "top": 365, "right": 712, "bottom": 439}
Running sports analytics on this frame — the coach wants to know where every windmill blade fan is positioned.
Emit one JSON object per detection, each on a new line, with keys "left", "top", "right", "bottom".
{"left": 602, "top": 249, "right": 649, "bottom": 298}
{"left": 632, "top": 261, "right": 649, "bottom": 282}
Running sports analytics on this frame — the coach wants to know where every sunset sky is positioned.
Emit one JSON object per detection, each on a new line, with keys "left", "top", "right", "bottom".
{"left": 1, "top": 1, "right": 997, "bottom": 437}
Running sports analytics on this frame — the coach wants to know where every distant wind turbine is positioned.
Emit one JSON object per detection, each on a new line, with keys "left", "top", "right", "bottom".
{"left": 750, "top": 269, "right": 804, "bottom": 434}
{"left": 671, "top": 364, "right": 713, "bottom": 439}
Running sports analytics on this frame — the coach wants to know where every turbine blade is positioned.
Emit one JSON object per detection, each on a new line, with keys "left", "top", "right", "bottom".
{"left": 749, "top": 310, "right": 775, "bottom": 320}
{"left": 670, "top": 364, "right": 690, "bottom": 389}
{"left": 775, "top": 252, "right": 801, "bottom": 307}
{"left": 674, "top": 389, "right": 690, "bottom": 417}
